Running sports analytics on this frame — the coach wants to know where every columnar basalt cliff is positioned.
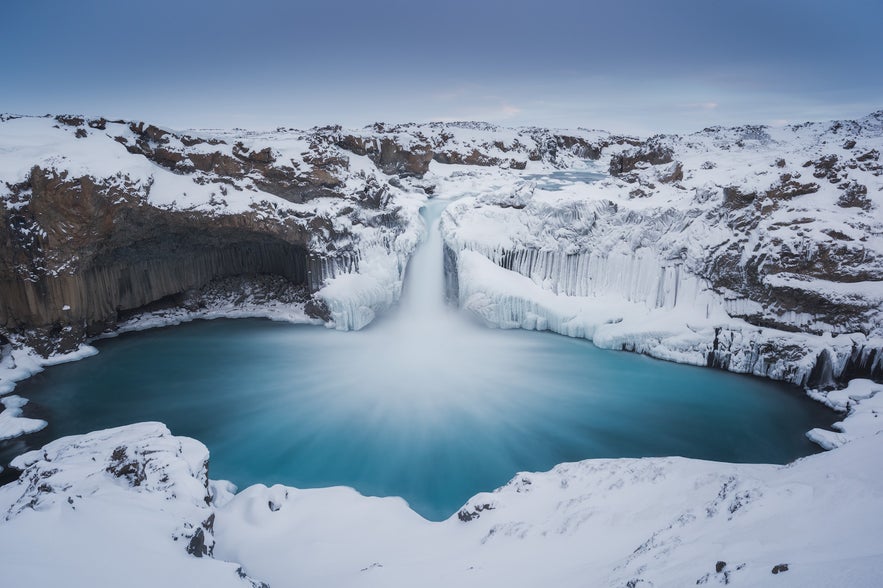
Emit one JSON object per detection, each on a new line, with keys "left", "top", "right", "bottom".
{"left": 1, "top": 164, "right": 314, "bottom": 355}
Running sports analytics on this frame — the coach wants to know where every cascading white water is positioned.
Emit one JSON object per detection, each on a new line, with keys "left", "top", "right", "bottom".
{"left": 389, "top": 199, "right": 452, "bottom": 322}
{"left": 353, "top": 196, "right": 522, "bottom": 385}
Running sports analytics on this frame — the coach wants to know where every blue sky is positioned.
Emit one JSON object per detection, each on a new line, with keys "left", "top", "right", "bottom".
{"left": 2, "top": 0, "right": 880, "bottom": 134}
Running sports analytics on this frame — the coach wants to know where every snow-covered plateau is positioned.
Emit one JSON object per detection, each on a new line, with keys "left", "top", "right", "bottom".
{"left": 0, "top": 112, "right": 882, "bottom": 586}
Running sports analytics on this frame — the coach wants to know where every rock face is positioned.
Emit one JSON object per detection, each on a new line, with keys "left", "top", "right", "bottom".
{"left": 1, "top": 165, "right": 310, "bottom": 354}
{"left": 0, "top": 115, "right": 613, "bottom": 355}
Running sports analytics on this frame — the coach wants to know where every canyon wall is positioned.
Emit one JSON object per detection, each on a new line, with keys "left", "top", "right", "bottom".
{"left": 0, "top": 115, "right": 613, "bottom": 355}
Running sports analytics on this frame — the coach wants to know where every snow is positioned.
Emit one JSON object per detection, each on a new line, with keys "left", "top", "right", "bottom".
{"left": 0, "top": 395, "right": 47, "bottom": 441}
{"left": 0, "top": 406, "right": 881, "bottom": 587}
{"left": 806, "top": 379, "right": 883, "bottom": 450}
{"left": 0, "top": 423, "right": 258, "bottom": 588}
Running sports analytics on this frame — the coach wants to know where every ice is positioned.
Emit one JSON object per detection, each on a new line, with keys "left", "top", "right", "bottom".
{"left": 317, "top": 245, "right": 411, "bottom": 331}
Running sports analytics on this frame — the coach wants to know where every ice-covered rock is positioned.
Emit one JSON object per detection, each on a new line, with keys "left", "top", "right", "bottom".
{"left": 443, "top": 112, "right": 883, "bottom": 387}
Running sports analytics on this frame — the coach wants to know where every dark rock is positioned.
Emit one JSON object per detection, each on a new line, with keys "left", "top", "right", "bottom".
{"left": 856, "top": 149, "right": 879, "bottom": 163}
{"left": 0, "top": 167, "right": 313, "bottom": 355}
{"left": 457, "top": 502, "right": 494, "bottom": 522}
{"left": 105, "top": 446, "right": 147, "bottom": 486}
{"left": 55, "top": 115, "right": 84, "bottom": 127}
{"left": 771, "top": 564, "right": 789, "bottom": 574}
{"left": 806, "top": 349, "right": 836, "bottom": 390}
{"left": 305, "top": 296, "right": 332, "bottom": 322}
{"left": 658, "top": 161, "right": 684, "bottom": 183}
{"left": 186, "top": 522, "right": 212, "bottom": 557}
{"left": 839, "top": 344, "right": 883, "bottom": 383}
{"left": 836, "top": 181, "right": 871, "bottom": 210}
{"left": 722, "top": 186, "right": 757, "bottom": 209}
{"left": 609, "top": 143, "right": 674, "bottom": 176}
{"left": 444, "top": 244, "right": 460, "bottom": 305}
{"left": 236, "top": 567, "right": 271, "bottom": 588}
{"left": 810, "top": 154, "right": 842, "bottom": 183}
{"left": 765, "top": 176, "right": 819, "bottom": 200}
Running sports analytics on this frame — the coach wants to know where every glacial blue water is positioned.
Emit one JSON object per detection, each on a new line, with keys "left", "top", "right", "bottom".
{"left": 5, "top": 318, "right": 833, "bottom": 521}
{"left": 0, "top": 170, "right": 835, "bottom": 521}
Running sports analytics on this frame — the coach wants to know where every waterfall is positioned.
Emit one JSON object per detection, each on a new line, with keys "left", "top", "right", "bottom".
{"left": 393, "top": 199, "right": 453, "bottom": 322}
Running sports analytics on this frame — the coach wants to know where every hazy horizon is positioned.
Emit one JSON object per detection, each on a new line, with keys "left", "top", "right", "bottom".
{"left": 3, "top": 0, "right": 881, "bottom": 135}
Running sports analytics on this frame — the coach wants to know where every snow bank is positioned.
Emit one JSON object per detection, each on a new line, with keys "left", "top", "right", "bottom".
{"left": 806, "top": 379, "right": 883, "bottom": 450}
{"left": 0, "top": 423, "right": 260, "bottom": 587}
{"left": 0, "top": 395, "right": 47, "bottom": 441}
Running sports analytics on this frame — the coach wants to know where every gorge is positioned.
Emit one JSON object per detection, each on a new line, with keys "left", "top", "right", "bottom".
{"left": 0, "top": 112, "right": 881, "bottom": 587}
{"left": 2, "top": 191, "right": 835, "bottom": 520}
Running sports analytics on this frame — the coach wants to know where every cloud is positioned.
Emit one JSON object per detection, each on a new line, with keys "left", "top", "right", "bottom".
{"left": 500, "top": 103, "right": 522, "bottom": 118}
{"left": 685, "top": 101, "right": 719, "bottom": 110}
